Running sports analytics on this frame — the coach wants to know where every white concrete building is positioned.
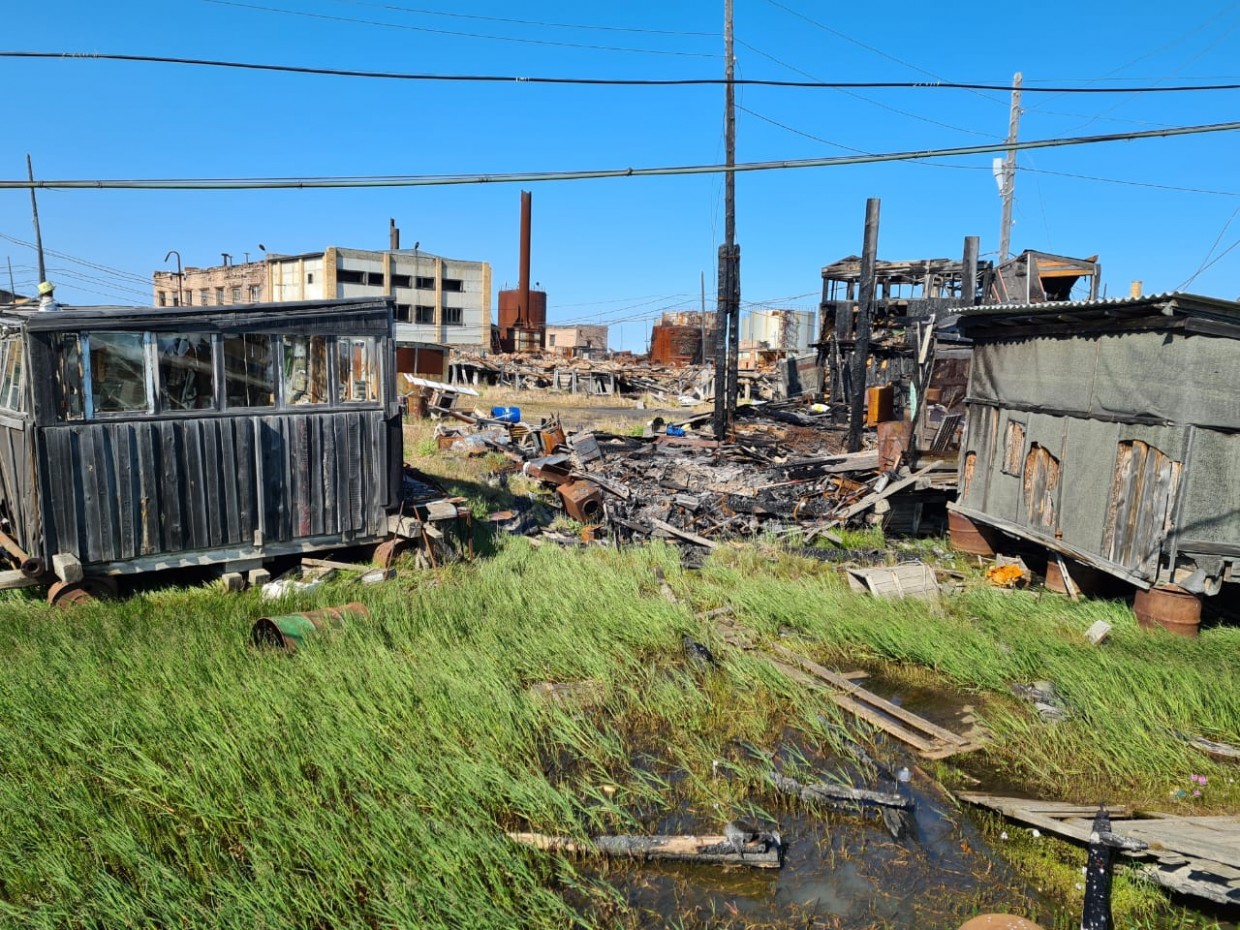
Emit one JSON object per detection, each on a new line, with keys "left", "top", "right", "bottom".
{"left": 266, "top": 247, "right": 491, "bottom": 349}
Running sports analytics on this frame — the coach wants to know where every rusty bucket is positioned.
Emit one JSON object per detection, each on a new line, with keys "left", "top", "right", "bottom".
{"left": 1133, "top": 585, "right": 1201, "bottom": 638}
{"left": 948, "top": 512, "right": 997, "bottom": 557}
{"left": 251, "top": 602, "right": 371, "bottom": 650}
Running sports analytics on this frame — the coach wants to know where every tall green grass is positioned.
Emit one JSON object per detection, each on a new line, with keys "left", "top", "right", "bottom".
{"left": 0, "top": 538, "right": 1235, "bottom": 928}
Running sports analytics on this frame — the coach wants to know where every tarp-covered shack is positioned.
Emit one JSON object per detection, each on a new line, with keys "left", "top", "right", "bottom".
{"left": 0, "top": 298, "right": 403, "bottom": 600}
{"left": 951, "top": 291, "right": 1240, "bottom": 601}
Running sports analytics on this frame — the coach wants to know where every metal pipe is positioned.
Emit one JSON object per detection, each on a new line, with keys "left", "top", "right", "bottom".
{"left": 518, "top": 190, "right": 532, "bottom": 328}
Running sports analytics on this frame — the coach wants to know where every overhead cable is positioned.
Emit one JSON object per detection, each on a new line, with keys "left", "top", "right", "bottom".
{"left": 6, "top": 121, "right": 1239, "bottom": 192}
{"left": 5, "top": 51, "right": 1240, "bottom": 92}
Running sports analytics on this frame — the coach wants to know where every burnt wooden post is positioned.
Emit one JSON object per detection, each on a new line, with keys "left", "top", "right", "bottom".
{"left": 1081, "top": 807, "right": 1114, "bottom": 930}
{"left": 847, "top": 198, "right": 880, "bottom": 453}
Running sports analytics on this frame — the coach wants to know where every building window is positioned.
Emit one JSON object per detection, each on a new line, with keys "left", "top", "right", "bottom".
{"left": 337, "top": 336, "right": 379, "bottom": 403}
{"left": 157, "top": 334, "right": 215, "bottom": 411}
{"left": 337, "top": 269, "right": 364, "bottom": 284}
{"left": 0, "top": 336, "right": 24, "bottom": 413}
{"left": 395, "top": 304, "right": 413, "bottom": 322}
{"left": 306, "top": 273, "right": 314, "bottom": 284}
{"left": 443, "top": 307, "right": 463, "bottom": 326}
{"left": 415, "top": 276, "right": 435, "bottom": 290}
{"left": 215, "top": 287, "right": 225, "bottom": 305}
{"left": 441, "top": 278, "right": 464, "bottom": 293}
{"left": 390, "top": 273, "right": 412, "bottom": 289}
{"left": 183, "top": 291, "right": 192, "bottom": 306}
{"left": 549, "top": 334, "right": 557, "bottom": 346}
{"left": 200, "top": 289, "right": 210, "bottom": 306}
{"left": 52, "top": 333, "right": 85, "bottom": 421}
{"left": 366, "top": 272, "right": 385, "bottom": 287}
{"left": 89, "top": 332, "right": 150, "bottom": 415}
{"left": 248, "top": 285, "right": 260, "bottom": 302}
{"left": 282, "top": 335, "right": 328, "bottom": 405}
{"left": 415, "top": 305, "right": 435, "bottom": 325}
{"left": 222, "top": 334, "right": 275, "bottom": 408}
{"left": 231, "top": 286, "right": 242, "bottom": 303}
{"left": 157, "top": 291, "right": 167, "bottom": 307}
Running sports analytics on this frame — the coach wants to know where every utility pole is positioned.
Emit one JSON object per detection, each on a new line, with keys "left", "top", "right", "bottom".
{"left": 998, "top": 72, "right": 1022, "bottom": 264}
{"left": 26, "top": 155, "right": 46, "bottom": 284}
{"left": 713, "top": 0, "right": 740, "bottom": 440}
{"left": 846, "top": 198, "right": 880, "bottom": 453}
{"left": 699, "top": 270, "right": 707, "bottom": 364}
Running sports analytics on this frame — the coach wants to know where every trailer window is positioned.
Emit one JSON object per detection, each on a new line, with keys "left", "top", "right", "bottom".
{"left": 0, "top": 336, "right": 24, "bottom": 413}
{"left": 337, "top": 336, "right": 379, "bottom": 403}
{"left": 52, "top": 334, "right": 85, "bottom": 421}
{"left": 282, "top": 335, "right": 328, "bottom": 405}
{"left": 157, "top": 334, "right": 216, "bottom": 411}
{"left": 90, "top": 332, "right": 150, "bottom": 415}
{"left": 223, "top": 334, "right": 276, "bottom": 408}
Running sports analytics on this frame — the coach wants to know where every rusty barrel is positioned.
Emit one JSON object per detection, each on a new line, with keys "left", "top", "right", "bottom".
{"left": 948, "top": 512, "right": 997, "bottom": 557}
{"left": 1133, "top": 585, "right": 1201, "bottom": 638}
{"left": 251, "top": 602, "right": 370, "bottom": 650}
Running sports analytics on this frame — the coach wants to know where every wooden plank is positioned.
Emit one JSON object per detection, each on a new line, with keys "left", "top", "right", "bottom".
{"left": 135, "top": 422, "right": 159, "bottom": 555}
{"left": 833, "top": 463, "right": 939, "bottom": 522}
{"left": 112, "top": 423, "right": 137, "bottom": 561}
{"left": 159, "top": 421, "right": 184, "bottom": 552}
{"left": 507, "top": 832, "right": 781, "bottom": 869}
{"left": 650, "top": 518, "right": 717, "bottom": 549}
{"left": 772, "top": 643, "right": 970, "bottom": 747}
{"left": 201, "top": 419, "right": 224, "bottom": 548}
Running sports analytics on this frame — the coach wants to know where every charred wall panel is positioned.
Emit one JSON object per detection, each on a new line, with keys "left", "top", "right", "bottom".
{"left": 39, "top": 410, "right": 389, "bottom": 566}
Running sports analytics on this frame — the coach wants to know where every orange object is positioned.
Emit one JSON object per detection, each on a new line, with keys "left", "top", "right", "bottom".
{"left": 986, "top": 563, "right": 1026, "bottom": 588}
{"left": 865, "top": 384, "right": 894, "bottom": 426}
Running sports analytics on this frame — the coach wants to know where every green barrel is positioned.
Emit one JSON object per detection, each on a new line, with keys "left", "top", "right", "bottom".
{"left": 251, "top": 602, "right": 370, "bottom": 650}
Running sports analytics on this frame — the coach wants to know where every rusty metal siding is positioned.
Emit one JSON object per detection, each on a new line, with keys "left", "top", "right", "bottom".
{"left": 39, "top": 410, "right": 388, "bottom": 565}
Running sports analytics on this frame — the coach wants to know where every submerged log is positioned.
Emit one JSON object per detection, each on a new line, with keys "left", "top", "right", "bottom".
{"left": 507, "top": 830, "right": 782, "bottom": 869}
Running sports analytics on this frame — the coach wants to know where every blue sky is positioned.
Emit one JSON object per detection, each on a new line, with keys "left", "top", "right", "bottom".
{"left": 2, "top": 0, "right": 1238, "bottom": 351}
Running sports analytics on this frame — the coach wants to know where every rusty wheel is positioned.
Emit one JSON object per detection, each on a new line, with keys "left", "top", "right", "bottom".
{"left": 374, "top": 539, "right": 402, "bottom": 569}
{"left": 47, "top": 576, "right": 118, "bottom": 608}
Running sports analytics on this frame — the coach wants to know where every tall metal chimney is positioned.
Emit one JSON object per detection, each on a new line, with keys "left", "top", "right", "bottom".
{"left": 390, "top": 218, "right": 400, "bottom": 251}
{"left": 518, "top": 190, "right": 532, "bottom": 327}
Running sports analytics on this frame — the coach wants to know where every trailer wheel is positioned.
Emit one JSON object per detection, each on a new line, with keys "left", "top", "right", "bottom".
{"left": 47, "top": 576, "right": 118, "bottom": 607}
{"left": 374, "top": 540, "right": 402, "bottom": 569}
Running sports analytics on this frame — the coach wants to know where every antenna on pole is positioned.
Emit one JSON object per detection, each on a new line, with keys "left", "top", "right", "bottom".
{"left": 26, "top": 154, "right": 47, "bottom": 284}
{"left": 998, "top": 72, "right": 1022, "bottom": 263}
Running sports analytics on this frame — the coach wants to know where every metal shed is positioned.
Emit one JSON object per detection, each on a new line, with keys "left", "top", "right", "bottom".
{"left": 951, "top": 292, "right": 1240, "bottom": 614}
{"left": 0, "top": 297, "right": 404, "bottom": 600}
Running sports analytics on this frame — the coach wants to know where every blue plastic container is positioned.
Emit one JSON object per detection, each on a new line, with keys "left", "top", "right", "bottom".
{"left": 491, "top": 405, "right": 522, "bottom": 424}
{"left": 666, "top": 425, "right": 686, "bottom": 437}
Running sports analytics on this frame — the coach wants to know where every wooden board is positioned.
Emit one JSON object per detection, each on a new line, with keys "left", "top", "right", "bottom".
{"left": 958, "top": 793, "right": 1240, "bottom": 906}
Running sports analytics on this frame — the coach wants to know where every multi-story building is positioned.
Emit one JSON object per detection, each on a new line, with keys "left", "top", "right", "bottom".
{"left": 153, "top": 257, "right": 265, "bottom": 309}
{"left": 265, "top": 247, "right": 491, "bottom": 352}
{"left": 545, "top": 324, "right": 608, "bottom": 358}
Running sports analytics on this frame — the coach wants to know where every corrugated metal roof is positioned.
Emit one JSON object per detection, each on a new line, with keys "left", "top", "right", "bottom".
{"left": 956, "top": 290, "right": 1240, "bottom": 318}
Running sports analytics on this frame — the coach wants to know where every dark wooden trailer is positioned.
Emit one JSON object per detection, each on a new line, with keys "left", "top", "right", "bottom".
{"left": 0, "top": 297, "right": 404, "bottom": 600}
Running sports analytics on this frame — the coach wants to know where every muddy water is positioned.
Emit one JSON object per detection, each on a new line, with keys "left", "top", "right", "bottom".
{"left": 599, "top": 776, "right": 1053, "bottom": 929}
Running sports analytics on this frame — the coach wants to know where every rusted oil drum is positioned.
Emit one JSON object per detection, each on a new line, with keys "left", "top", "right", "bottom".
{"left": 251, "top": 602, "right": 370, "bottom": 650}
{"left": 948, "top": 512, "right": 996, "bottom": 557}
{"left": 1133, "top": 585, "right": 1202, "bottom": 638}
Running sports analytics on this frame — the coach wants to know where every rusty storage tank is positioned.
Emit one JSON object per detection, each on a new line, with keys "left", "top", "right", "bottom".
{"left": 498, "top": 288, "right": 547, "bottom": 352}
{"left": 650, "top": 324, "right": 702, "bottom": 366}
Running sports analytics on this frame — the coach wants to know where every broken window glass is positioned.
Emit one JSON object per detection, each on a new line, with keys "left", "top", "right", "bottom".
{"left": 0, "top": 337, "right": 23, "bottom": 413}
{"left": 282, "top": 335, "right": 328, "bottom": 405}
{"left": 157, "top": 334, "right": 216, "bottom": 411}
{"left": 52, "top": 333, "right": 85, "bottom": 421}
{"left": 89, "top": 332, "right": 150, "bottom": 415}
{"left": 223, "top": 334, "right": 275, "bottom": 408}
{"left": 337, "top": 336, "right": 379, "bottom": 403}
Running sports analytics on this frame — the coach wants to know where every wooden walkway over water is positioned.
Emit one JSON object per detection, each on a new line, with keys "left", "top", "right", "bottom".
{"left": 959, "top": 794, "right": 1240, "bottom": 906}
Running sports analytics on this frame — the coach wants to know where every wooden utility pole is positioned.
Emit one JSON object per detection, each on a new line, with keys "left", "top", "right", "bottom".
{"left": 846, "top": 198, "right": 880, "bottom": 453}
{"left": 998, "top": 72, "right": 1022, "bottom": 264}
{"left": 713, "top": 0, "right": 740, "bottom": 439}
{"left": 699, "top": 270, "right": 707, "bottom": 363}
{"left": 26, "top": 155, "right": 46, "bottom": 284}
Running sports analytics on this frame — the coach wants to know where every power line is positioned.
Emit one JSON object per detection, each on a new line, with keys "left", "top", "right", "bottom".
{"left": 0, "top": 231, "right": 151, "bottom": 284}
{"left": 10, "top": 120, "right": 1239, "bottom": 191}
{"left": 324, "top": 0, "right": 719, "bottom": 37}
{"left": 200, "top": 0, "right": 719, "bottom": 57}
{"left": 6, "top": 51, "right": 1240, "bottom": 92}
{"left": 1017, "top": 166, "right": 1240, "bottom": 197}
